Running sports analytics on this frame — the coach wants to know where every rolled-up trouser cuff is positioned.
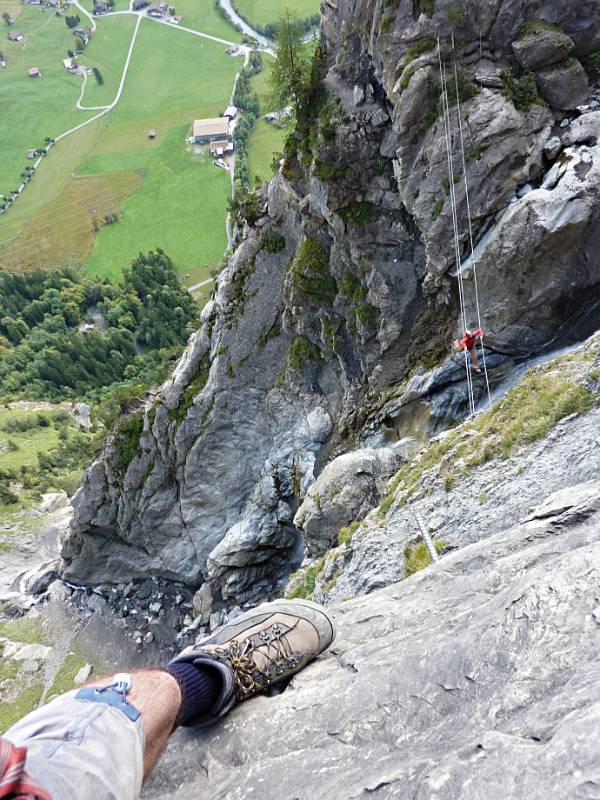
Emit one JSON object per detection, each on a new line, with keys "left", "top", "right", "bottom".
{"left": 3, "top": 690, "right": 145, "bottom": 800}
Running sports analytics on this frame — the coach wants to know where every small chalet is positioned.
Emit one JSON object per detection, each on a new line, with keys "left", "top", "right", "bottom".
{"left": 223, "top": 105, "right": 237, "bottom": 119}
{"left": 63, "top": 57, "right": 78, "bottom": 70}
{"left": 146, "top": 1, "right": 168, "bottom": 16}
{"left": 132, "top": 0, "right": 149, "bottom": 9}
{"left": 28, "top": 67, "right": 42, "bottom": 77}
{"left": 26, "top": 149, "right": 37, "bottom": 159}
{"left": 93, "top": 3, "right": 108, "bottom": 14}
{"left": 192, "top": 117, "right": 230, "bottom": 144}
{"left": 148, "top": 129, "right": 156, "bottom": 139}
{"left": 8, "top": 31, "right": 23, "bottom": 41}
{"left": 209, "top": 139, "right": 234, "bottom": 157}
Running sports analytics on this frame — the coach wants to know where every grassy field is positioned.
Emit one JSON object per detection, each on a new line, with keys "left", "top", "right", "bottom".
{"left": 0, "top": 16, "right": 239, "bottom": 280}
{"left": 0, "top": 404, "right": 91, "bottom": 478}
{"left": 107, "top": 20, "right": 238, "bottom": 121}
{"left": 79, "top": 20, "right": 237, "bottom": 280}
{"left": 231, "top": 0, "right": 320, "bottom": 29}
{"left": 0, "top": 3, "right": 94, "bottom": 192}
{"left": 0, "top": 407, "right": 61, "bottom": 472}
{"left": 79, "top": 14, "right": 137, "bottom": 107}
{"left": 0, "top": 116, "right": 108, "bottom": 265}
{"left": 173, "top": 0, "right": 243, "bottom": 42}
{"left": 82, "top": 128, "right": 230, "bottom": 281}
{"left": 251, "top": 52, "right": 275, "bottom": 113}
{"left": 0, "top": 0, "right": 22, "bottom": 24}
{"left": 0, "top": 170, "right": 143, "bottom": 272}
{"left": 248, "top": 118, "right": 288, "bottom": 184}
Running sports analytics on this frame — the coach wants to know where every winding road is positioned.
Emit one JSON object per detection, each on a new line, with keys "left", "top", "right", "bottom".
{"left": 2, "top": 0, "right": 281, "bottom": 285}
{"left": 24, "top": 3, "right": 253, "bottom": 153}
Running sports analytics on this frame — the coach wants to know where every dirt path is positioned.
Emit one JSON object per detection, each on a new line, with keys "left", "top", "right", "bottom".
{"left": 187, "top": 277, "right": 214, "bottom": 292}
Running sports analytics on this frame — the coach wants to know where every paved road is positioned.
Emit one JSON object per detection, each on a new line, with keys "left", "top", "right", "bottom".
{"left": 72, "top": 0, "right": 97, "bottom": 32}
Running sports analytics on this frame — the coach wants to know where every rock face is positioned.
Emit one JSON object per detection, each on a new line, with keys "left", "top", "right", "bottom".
{"left": 143, "top": 477, "right": 600, "bottom": 800}
{"left": 536, "top": 58, "right": 591, "bottom": 109}
{"left": 513, "top": 30, "right": 575, "bottom": 71}
{"left": 63, "top": 0, "right": 600, "bottom": 605}
{"left": 294, "top": 447, "right": 402, "bottom": 555}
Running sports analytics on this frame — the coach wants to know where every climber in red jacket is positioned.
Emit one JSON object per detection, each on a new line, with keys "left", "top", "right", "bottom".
{"left": 453, "top": 328, "right": 484, "bottom": 372}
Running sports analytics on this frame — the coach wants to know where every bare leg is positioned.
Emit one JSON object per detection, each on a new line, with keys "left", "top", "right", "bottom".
{"left": 470, "top": 349, "right": 481, "bottom": 372}
{"left": 86, "top": 670, "right": 181, "bottom": 780}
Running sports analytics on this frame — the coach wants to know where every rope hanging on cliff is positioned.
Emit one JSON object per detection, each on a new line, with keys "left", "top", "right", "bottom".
{"left": 437, "top": 39, "right": 476, "bottom": 416}
{"left": 450, "top": 34, "right": 492, "bottom": 410}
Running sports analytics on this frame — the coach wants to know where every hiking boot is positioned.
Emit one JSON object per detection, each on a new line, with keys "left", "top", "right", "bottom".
{"left": 169, "top": 598, "right": 335, "bottom": 725}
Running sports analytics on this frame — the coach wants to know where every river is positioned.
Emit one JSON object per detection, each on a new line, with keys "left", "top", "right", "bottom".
{"left": 218, "top": 0, "right": 271, "bottom": 46}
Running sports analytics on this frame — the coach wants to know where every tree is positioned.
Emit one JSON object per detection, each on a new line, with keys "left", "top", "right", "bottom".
{"left": 270, "top": 10, "right": 311, "bottom": 118}
{"left": 73, "top": 34, "right": 85, "bottom": 51}
{"left": 2, "top": 11, "right": 12, "bottom": 25}
{"left": 92, "top": 66, "right": 103, "bottom": 85}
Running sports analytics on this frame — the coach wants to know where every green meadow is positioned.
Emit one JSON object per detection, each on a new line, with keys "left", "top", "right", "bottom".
{"left": 81, "top": 20, "right": 237, "bottom": 281}
{"left": 79, "top": 14, "right": 136, "bottom": 107}
{"left": 248, "top": 118, "right": 287, "bottom": 184}
{"left": 0, "top": 14, "right": 240, "bottom": 281}
{"left": 173, "top": 0, "right": 244, "bottom": 42}
{"left": 231, "top": 0, "right": 320, "bottom": 30}
{"left": 0, "top": 0, "right": 306, "bottom": 284}
{"left": 0, "top": 2, "right": 93, "bottom": 191}
{"left": 0, "top": 406, "right": 61, "bottom": 473}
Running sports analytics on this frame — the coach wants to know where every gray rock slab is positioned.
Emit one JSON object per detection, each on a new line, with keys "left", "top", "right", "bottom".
{"left": 294, "top": 447, "right": 403, "bottom": 555}
{"left": 536, "top": 59, "right": 590, "bottom": 110}
{"left": 512, "top": 30, "right": 574, "bottom": 70}
{"left": 74, "top": 664, "right": 93, "bottom": 684}
{"left": 143, "top": 479, "right": 600, "bottom": 800}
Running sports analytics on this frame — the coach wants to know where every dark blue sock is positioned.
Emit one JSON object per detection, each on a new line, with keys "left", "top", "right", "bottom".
{"left": 165, "top": 662, "right": 219, "bottom": 727}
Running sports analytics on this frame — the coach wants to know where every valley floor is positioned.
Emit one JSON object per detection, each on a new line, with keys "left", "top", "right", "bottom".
{"left": 0, "top": 0, "right": 287, "bottom": 283}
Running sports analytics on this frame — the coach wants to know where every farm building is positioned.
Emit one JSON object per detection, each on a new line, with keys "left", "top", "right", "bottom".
{"left": 63, "top": 57, "right": 78, "bottom": 70}
{"left": 26, "top": 149, "right": 37, "bottom": 159}
{"left": 146, "top": 1, "right": 168, "bottom": 16}
{"left": 132, "top": 0, "right": 149, "bottom": 9}
{"left": 93, "top": 3, "right": 109, "bottom": 13}
{"left": 192, "top": 117, "right": 230, "bottom": 144}
{"left": 8, "top": 31, "right": 23, "bottom": 41}
{"left": 209, "top": 140, "right": 234, "bottom": 157}
{"left": 224, "top": 105, "right": 237, "bottom": 119}
{"left": 28, "top": 67, "right": 41, "bottom": 77}
{"left": 148, "top": 129, "right": 156, "bottom": 139}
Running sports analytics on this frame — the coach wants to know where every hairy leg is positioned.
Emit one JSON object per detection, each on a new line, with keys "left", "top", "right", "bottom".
{"left": 86, "top": 670, "right": 181, "bottom": 780}
{"left": 470, "top": 349, "right": 480, "bottom": 370}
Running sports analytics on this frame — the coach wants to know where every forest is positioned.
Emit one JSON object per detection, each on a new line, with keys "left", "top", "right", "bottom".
{"left": 0, "top": 250, "right": 200, "bottom": 400}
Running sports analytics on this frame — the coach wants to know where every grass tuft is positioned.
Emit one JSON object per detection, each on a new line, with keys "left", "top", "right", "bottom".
{"left": 404, "top": 540, "right": 446, "bottom": 576}
{"left": 377, "top": 356, "right": 598, "bottom": 518}
{"left": 287, "top": 566, "right": 317, "bottom": 599}
{"left": 338, "top": 520, "right": 360, "bottom": 546}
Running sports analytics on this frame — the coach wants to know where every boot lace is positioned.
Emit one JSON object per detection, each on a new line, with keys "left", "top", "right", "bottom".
{"left": 212, "top": 622, "right": 303, "bottom": 699}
